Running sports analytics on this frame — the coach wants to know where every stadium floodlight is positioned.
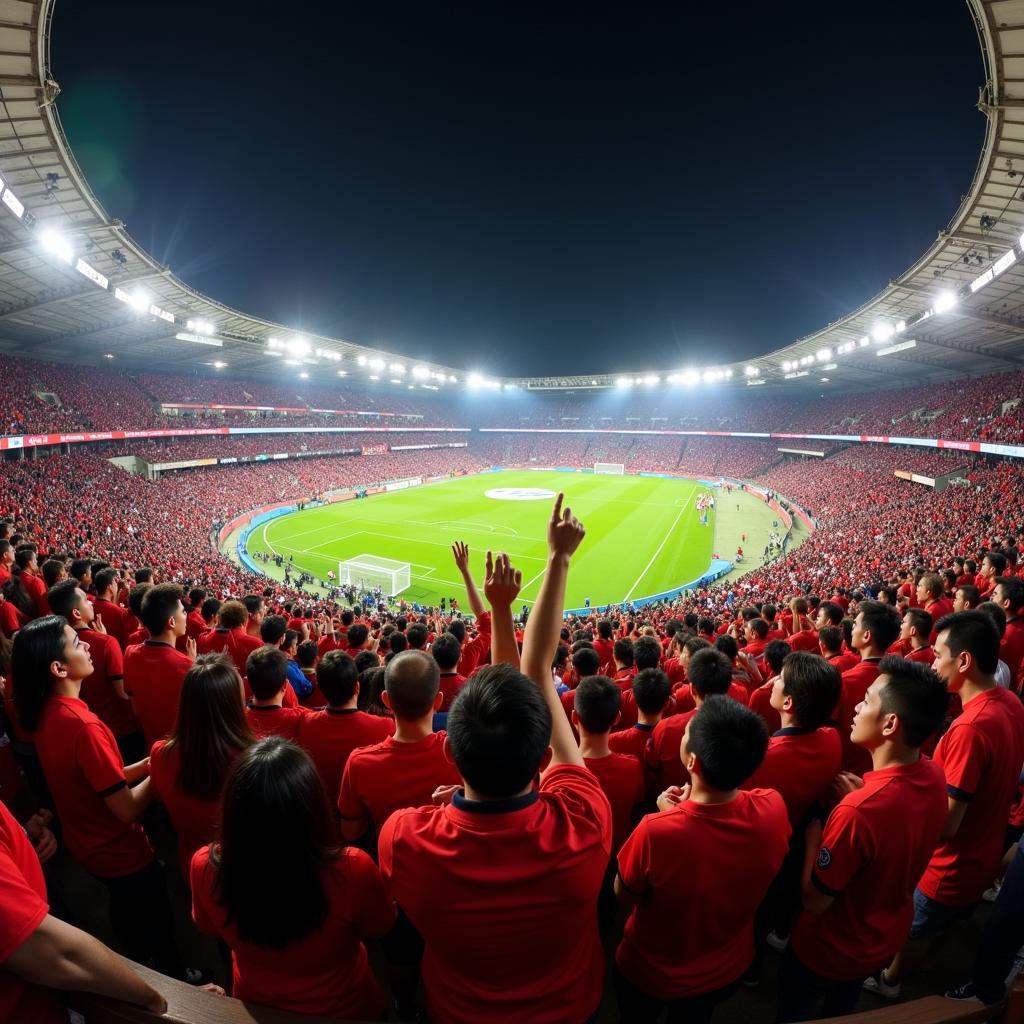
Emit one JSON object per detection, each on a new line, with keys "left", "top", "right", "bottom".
{"left": 114, "top": 287, "right": 151, "bottom": 313}
{"left": 369, "top": 357, "right": 385, "bottom": 370}
{"left": 820, "top": 377, "right": 829, "bottom": 383}
{"left": 287, "top": 336, "right": 310, "bottom": 357}
{"left": 389, "top": 362, "right": 405, "bottom": 374}
{"left": 747, "top": 378, "right": 766, "bottom": 386}
{"left": 858, "top": 336, "right": 870, "bottom": 347}
{"left": 993, "top": 250, "right": 1016, "bottom": 277}
{"left": 821, "top": 362, "right": 837, "bottom": 370}
{"left": 871, "top": 323, "right": 893, "bottom": 343}
{"left": 895, "top": 320, "right": 906, "bottom": 333}
{"left": 213, "top": 360, "right": 227, "bottom": 369}
{"left": 267, "top": 337, "right": 281, "bottom": 350}
{"left": 2, "top": 187, "right": 24, "bottom": 219}
{"left": 187, "top": 319, "right": 215, "bottom": 336}
{"left": 299, "top": 371, "right": 310, "bottom": 379}
{"left": 682, "top": 369, "right": 700, "bottom": 386}
{"left": 615, "top": 376, "right": 633, "bottom": 387}
{"left": 357, "top": 354, "right": 368, "bottom": 365}
{"left": 369, "top": 374, "right": 380, "bottom": 380}
{"left": 878, "top": 339, "right": 917, "bottom": 357}
{"left": 75, "top": 258, "right": 109, "bottom": 289}
{"left": 284, "top": 358, "right": 300, "bottom": 366}
{"left": 784, "top": 370, "right": 809, "bottom": 379}
{"left": 591, "top": 379, "right": 598, "bottom": 385}
{"left": 744, "top": 365, "right": 759, "bottom": 376}
{"left": 970, "top": 269, "right": 994, "bottom": 294}
{"left": 103, "top": 353, "right": 114, "bottom": 359}
{"left": 816, "top": 347, "right": 832, "bottom": 361}
{"left": 467, "top": 372, "right": 484, "bottom": 388}
{"left": 39, "top": 228, "right": 73, "bottom": 264}
{"left": 642, "top": 374, "right": 660, "bottom": 385}
{"left": 337, "top": 369, "right": 347, "bottom": 376}
{"left": 390, "top": 377, "right": 403, "bottom": 384}
{"left": 412, "top": 365, "right": 430, "bottom": 379}
{"left": 724, "top": 369, "right": 733, "bottom": 378}
{"left": 933, "top": 290, "right": 958, "bottom": 314}
{"left": 702, "top": 369, "right": 720, "bottom": 383}
{"left": 449, "top": 374, "right": 458, "bottom": 383}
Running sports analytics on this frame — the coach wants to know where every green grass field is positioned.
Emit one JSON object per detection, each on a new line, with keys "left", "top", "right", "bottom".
{"left": 245, "top": 471, "right": 723, "bottom": 609}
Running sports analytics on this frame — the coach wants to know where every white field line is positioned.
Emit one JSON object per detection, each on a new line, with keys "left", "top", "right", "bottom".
{"left": 261, "top": 521, "right": 280, "bottom": 559}
{"left": 622, "top": 492, "right": 696, "bottom": 602}
{"left": 519, "top": 564, "right": 549, "bottom": 595}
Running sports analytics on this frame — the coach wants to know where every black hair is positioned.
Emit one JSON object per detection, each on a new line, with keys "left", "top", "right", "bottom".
{"left": 389, "top": 631, "right": 408, "bottom": 655}
{"left": 780, "top": 651, "right": 841, "bottom": 729}
{"left": 747, "top": 618, "right": 769, "bottom": 639}
{"left": 935, "top": 609, "right": 1000, "bottom": 675}
{"left": 857, "top": 600, "right": 901, "bottom": 654}
{"left": 201, "top": 597, "right": 222, "bottom": 622}
{"left": 68, "top": 558, "right": 91, "bottom": 582}
{"left": 128, "top": 583, "right": 152, "bottom": 618}
{"left": 384, "top": 650, "right": 440, "bottom": 719}
{"left": 687, "top": 648, "right": 733, "bottom": 698}
{"left": 995, "top": 576, "right": 1024, "bottom": 612}
{"left": 93, "top": 566, "right": 117, "bottom": 596}
{"left": 876, "top": 655, "right": 950, "bottom": 748}
{"left": 40, "top": 559, "right": 65, "bottom": 589}
{"left": 447, "top": 619, "right": 466, "bottom": 642}
{"left": 631, "top": 667, "right": 671, "bottom": 714}
{"left": 714, "top": 634, "right": 738, "bottom": 661}
{"left": 573, "top": 675, "right": 621, "bottom": 733}
{"left": 347, "top": 623, "right": 369, "bottom": 649}
{"left": 978, "top": 601, "right": 1007, "bottom": 638}
{"left": 448, "top": 663, "right": 551, "bottom": 799}
{"left": 353, "top": 649, "right": 379, "bottom": 674}
{"left": 242, "top": 594, "right": 263, "bottom": 616}
{"left": 316, "top": 650, "right": 359, "bottom": 705}
{"left": 597, "top": 619, "right": 613, "bottom": 640}
{"left": 140, "top": 583, "right": 184, "bottom": 637}
{"left": 983, "top": 550, "right": 1008, "bottom": 575}
{"left": 956, "top": 583, "right": 979, "bottom": 607}
{"left": 245, "top": 646, "right": 289, "bottom": 701}
{"left": 134, "top": 567, "right": 155, "bottom": 585}
{"left": 356, "top": 666, "right": 389, "bottom": 717}
{"left": 613, "top": 637, "right": 634, "bottom": 666}
{"left": 903, "top": 607, "right": 933, "bottom": 642}
{"left": 213, "top": 737, "right": 338, "bottom": 947}
{"left": 633, "top": 635, "right": 662, "bottom": 671}
{"left": 817, "top": 627, "right": 842, "bottom": 655}
{"left": 46, "top": 579, "right": 84, "bottom": 622}
{"left": 11, "top": 616, "right": 69, "bottom": 732}
{"left": 297, "top": 640, "right": 318, "bottom": 669}
{"left": 260, "top": 614, "right": 288, "bottom": 646}
{"left": 686, "top": 696, "right": 768, "bottom": 791}
{"left": 431, "top": 632, "right": 461, "bottom": 671}
{"left": 406, "top": 623, "right": 428, "bottom": 649}
{"left": 817, "top": 601, "right": 843, "bottom": 626}
{"left": 571, "top": 646, "right": 601, "bottom": 677}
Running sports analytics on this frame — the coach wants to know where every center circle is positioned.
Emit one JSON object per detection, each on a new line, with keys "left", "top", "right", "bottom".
{"left": 484, "top": 486, "right": 558, "bottom": 501}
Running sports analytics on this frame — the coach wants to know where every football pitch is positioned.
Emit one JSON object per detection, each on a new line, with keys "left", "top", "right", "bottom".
{"left": 245, "top": 471, "right": 723, "bottom": 610}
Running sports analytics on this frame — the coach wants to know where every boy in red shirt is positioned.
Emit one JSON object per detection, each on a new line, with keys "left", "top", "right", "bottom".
{"left": 380, "top": 497, "right": 612, "bottom": 1024}
{"left": 123, "top": 583, "right": 197, "bottom": 751}
{"left": 900, "top": 607, "right": 935, "bottom": 666}
{"left": 244, "top": 647, "right": 309, "bottom": 740}
{"left": 196, "top": 599, "right": 262, "bottom": 676}
{"left": 868, "top": 610, "right": 1024, "bottom": 998}
{"left": 610, "top": 667, "right": 672, "bottom": 761}
{"left": 748, "top": 638, "right": 791, "bottom": 735}
{"left": 92, "top": 567, "right": 129, "bottom": 650}
{"left": 615, "top": 696, "right": 790, "bottom": 1020}
{"left": 296, "top": 650, "right": 393, "bottom": 799}
{"left": 431, "top": 631, "right": 468, "bottom": 711}
{"left": 779, "top": 657, "right": 950, "bottom": 1020}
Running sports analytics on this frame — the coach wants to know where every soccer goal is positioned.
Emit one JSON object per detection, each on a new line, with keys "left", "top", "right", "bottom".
{"left": 594, "top": 462, "right": 625, "bottom": 476}
{"left": 337, "top": 554, "right": 411, "bottom": 595}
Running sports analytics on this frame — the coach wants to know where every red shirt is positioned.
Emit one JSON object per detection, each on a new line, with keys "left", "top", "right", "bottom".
{"left": 93, "top": 598, "right": 129, "bottom": 649}
{"left": 438, "top": 671, "right": 468, "bottom": 712}
{"left": 672, "top": 681, "right": 748, "bottom": 712}
{"left": 838, "top": 659, "right": 882, "bottom": 775}
{"left": 457, "top": 612, "right": 492, "bottom": 677}
{"left": 616, "top": 789, "right": 790, "bottom": 999}
{"left": 792, "top": 758, "right": 948, "bottom": 980}
{"left": 583, "top": 753, "right": 644, "bottom": 854}
{"left": 663, "top": 657, "right": 687, "bottom": 687}
{"left": 0, "top": 600, "right": 26, "bottom": 638}
{"left": 744, "top": 727, "right": 842, "bottom": 826}
{"left": 339, "top": 732, "right": 461, "bottom": 832}
{"left": 318, "top": 632, "right": 348, "bottom": 656}
{"left": 828, "top": 651, "right": 860, "bottom": 673}
{"left": 76, "top": 626, "right": 137, "bottom": 739}
{"left": 379, "top": 765, "right": 612, "bottom": 1024}
{"left": 609, "top": 722, "right": 656, "bottom": 761}
{"left": 296, "top": 708, "right": 394, "bottom": 800}
{"left": 185, "top": 610, "right": 207, "bottom": 644}
{"left": 918, "top": 686, "right": 1024, "bottom": 906}
{"left": 245, "top": 704, "right": 308, "bottom": 741}
{"left": 646, "top": 709, "right": 698, "bottom": 791}
{"left": 32, "top": 695, "right": 152, "bottom": 877}
{"left": 197, "top": 627, "right": 262, "bottom": 677}
{"left": 191, "top": 844, "right": 393, "bottom": 1020}
{"left": 150, "top": 739, "right": 239, "bottom": 879}
{"left": 788, "top": 628, "right": 820, "bottom": 653}
{"left": 593, "top": 637, "right": 615, "bottom": 670}
{"left": 906, "top": 645, "right": 936, "bottom": 667}
{"left": 1001, "top": 617, "right": 1024, "bottom": 687}
{"left": 19, "top": 571, "right": 46, "bottom": 618}
{"left": 748, "top": 680, "right": 782, "bottom": 735}
{"left": 124, "top": 640, "right": 193, "bottom": 751}
{"left": 0, "top": 799, "right": 66, "bottom": 1023}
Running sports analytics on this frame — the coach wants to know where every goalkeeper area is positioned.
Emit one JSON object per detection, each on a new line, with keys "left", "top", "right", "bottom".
{"left": 337, "top": 554, "right": 411, "bottom": 596}
{"left": 244, "top": 470, "right": 783, "bottom": 609}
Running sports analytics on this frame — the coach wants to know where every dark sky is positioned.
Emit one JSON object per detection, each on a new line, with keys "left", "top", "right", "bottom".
{"left": 51, "top": 1, "right": 985, "bottom": 376}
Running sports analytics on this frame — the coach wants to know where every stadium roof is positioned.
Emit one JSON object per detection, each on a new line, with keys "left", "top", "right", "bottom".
{"left": 0, "top": 0, "right": 1021, "bottom": 394}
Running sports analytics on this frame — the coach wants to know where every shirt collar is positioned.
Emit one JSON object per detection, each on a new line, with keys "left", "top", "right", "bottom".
{"left": 326, "top": 707, "right": 359, "bottom": 716}
{"left": 633, "top": 722, "right": 654, "bottom": 732}
{"left": 772, "top": 726, "right": 813, "bottom": 737}
{"left": 144, "top": 639, "right": 173, "bottom": 648}
{"left": 451, "top": 789, "right": 539, "bottom": 814}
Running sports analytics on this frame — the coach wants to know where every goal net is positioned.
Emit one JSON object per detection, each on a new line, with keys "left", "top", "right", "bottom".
{"left": 594, "top": 462, "right": 625, "bottom": 476}
{"left": 337, "top": 554, "right": 411, "bottom": 595}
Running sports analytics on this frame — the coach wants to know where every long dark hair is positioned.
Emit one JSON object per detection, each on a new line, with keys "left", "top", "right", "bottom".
{"left": 163, "top": 654, "right": 253, "bottom": 801}
{"left": 356, "top": 666, "right": 390, "bottom": 718}
{"left": 212, "top": 737, "right": 338, "bottom": 947}
{"left": 3, "top": 575, "right": 34, "bottom": 617}
{"left": 11, "top": 616, "right": 68, "bottom": 732}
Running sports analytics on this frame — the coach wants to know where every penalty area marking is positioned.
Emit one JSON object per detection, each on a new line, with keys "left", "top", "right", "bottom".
{"left": 484, "top": 487, "right": 557, "bottom": 501}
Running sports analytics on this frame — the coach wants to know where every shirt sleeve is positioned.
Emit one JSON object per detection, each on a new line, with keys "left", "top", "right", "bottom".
{"left": 75, "top": 721, "right": 128, "bottom": 797}
{"left": 338, "top": 757, "right": 368, "bottom": 823}
{"left": 616, "top": 816, "right": 651, "bottom": 895}
{"left": 103, "top": 634, "right": 124, "bottom": 680}
{"left": 189, "top": 847, "right": 220, "bottom": 936}
{"left": 809, "top": 802, "right": 870, "bottom": 898}
{"left": 286, "top": 659, "right": 313, "bottom": 699}
{"left": 0, "top": 847, "right": 48, "bottom": 962}
{"left": 936, "top": 722, "right": 986, "bottom": 802}
{"left": 541, "top": 763, "right": 613, "bottom": 857}
{"left": 346, "top": 849, "right": 396, "bottom": 937}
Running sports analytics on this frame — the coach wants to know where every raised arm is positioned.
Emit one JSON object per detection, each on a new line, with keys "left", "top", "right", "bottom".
{"left": 483, "top": 550, "right": 521, "bottom": 669}
{"left": 451, "top": 542, "right": 487, "bottom": 620}
{"left": 522, "top": 494, "right": 586, "bottom": 769}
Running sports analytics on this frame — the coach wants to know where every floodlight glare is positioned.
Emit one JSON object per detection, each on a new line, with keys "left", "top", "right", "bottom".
{"left": 871, "top": 324, "right": 893, "bottom": 343}
{"left": 744, "top": 365, "right": 759, "bottom": 376}
{"left": 816, "top": 347, "right": 832, "bottom": 361}
{"left": 933, "top": 290, "right": 958, "bottom": 314}
{"left": 682, "top": 369, "right": 700, "bottom": 386}
{"left": 615, "top": 376, "right": 633, "bottom": 387}
{"left": 39, "top": 229, "right": 73, "bottom": 264}
{"left": 412, "top": 365, "right": 429, "bottom": 379}
{"left": 389, "top": 362, "right": 405, "bottom": 374}
{"left": 213, "top": 360, "right": 227, "bottom": 369}
{"left": 287, "top": 337, "right": 310, "bottom": 357}
{"left": 468, "top": 372, "right": 484, "bottom": 388}
{"left": 642, "top": 374, "right": 660, "bottom": 385}
{"left": 357, "top": 354, "right": 367, "bottom": 366}
{"left": 369, "top": 357, "right": 385, "bottom": 370}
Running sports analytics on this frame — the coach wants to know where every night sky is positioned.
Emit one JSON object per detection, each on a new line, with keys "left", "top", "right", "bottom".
{"left": 51, "top": 2, "right": 984, "bottom": 376}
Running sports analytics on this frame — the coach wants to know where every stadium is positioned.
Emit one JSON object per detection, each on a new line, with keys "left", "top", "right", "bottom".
{"left": 2, "top": 1, "right": 1024, "bottom": 1023}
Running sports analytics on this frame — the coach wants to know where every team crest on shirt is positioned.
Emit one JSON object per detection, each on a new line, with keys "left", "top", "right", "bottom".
{"left": 817, "top": 847, "right": 832, "bottom": 869}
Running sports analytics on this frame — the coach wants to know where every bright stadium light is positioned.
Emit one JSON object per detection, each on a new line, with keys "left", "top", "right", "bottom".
{"left": 933, "top": 290, "right": 958, "bottom": 314}
{"left": 871, "top": 323, "right": 894, "bottom": 343}
{"left": 390, "top": 378, "right": 403, "bottom": 384}
{"left": 299, "top": 371, "right": 310, "bottom": 379}
{"left": 337, "top": 369, "right": 347, "bottom": 376}
{"left": 468, "top": 372, "right": 484, "bottom": 388}
{"left": 821, "top": 362, "right": 837, "bottom": 370}
{"left": 389, "top": 362, "right": 405, "bottom": 374}
{"left": 287, "top": 336, "right": 310, "bottom": 357}
{"left": 213, "top": 360, "right": 227, "bottom": 369}
{"left": 126, "top": 289, "right": 151, "bottom": 312}
{"left": 816, "top": 347, "right": 832, "bottom": 361}
{"left": 39, "top": 229, "right": 73, "bottom": 264}
{"left": 412, "top": 365, "right": 430, "bottom": 379}
{"left": 642, "top": 374, "right": 660, "bottom": 385}
{"left": 615, "top": 376, "right": 633, "bottom": 387}
{"left": 744, "top": 365, "right": 759, "bottom": 376}
{"left": 449, "top": 374, "right": 458, "bottom": 383}
{"left": 858, "top": 336, "right": 870, "bottom": 348}
{"left": 369, "top": 357, "right": 385, "bottom": 370}
{"left": 357, "top": 354, "right": 368, "bottom": 366}
{"left": 369, "top": 374, "right": 380, "bottom": 380}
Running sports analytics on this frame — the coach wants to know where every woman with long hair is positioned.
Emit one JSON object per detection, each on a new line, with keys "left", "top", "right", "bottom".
{"left": 11, "top": 615, "right": 184, "bottom": 979}
{"left": 149, "top": 653, "right": 253, "bottom": 879}
{"left": 190, "top": 736, "right": 395, "bottom": 1018}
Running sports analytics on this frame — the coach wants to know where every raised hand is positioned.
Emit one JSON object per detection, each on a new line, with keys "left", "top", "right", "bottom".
{"left": 432, "top": 784, "right": 460, "bottom": 806}
{"left": 93, "top": 613, "right": 107, "bottom": 635}
{"left": 547, "top": 493, "right": 586, "bottom": 561}
{"left": 484, "top": 551, "right": 522, "bottom": 609}
{"left": 185, "top": 637, "right": 198, "bottom": 662}
{"left": 656, "top": 783, "right": 690, "bottom": 813}
{"left": 452, "top": 541, "right": 471, "bottom": 574}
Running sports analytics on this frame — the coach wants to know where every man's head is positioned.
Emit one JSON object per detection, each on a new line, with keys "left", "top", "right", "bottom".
{"left": 682, "top": 696, "right": 769, "bottom": 792}
{"left": 612, "top": 637, "right": 633, "bottom": 668}
{"left": 134, "top": 567, "right": 155, "bottom": 585}
{"left": 46, "top": 580, "right": 94, "bottom": 628}
{"left": 92, "top": 567, "right": 117, "bottom": 600}
{"left": 953, "top": 584, "right": 980, "bottom": 612}
{"left": 631, "top": 668, "right": 671, "bottom": 715}
{"left": 933, "top": 610, "right": 1001, "bottom": 691}
{"left": 993, "top": 576, "right": 1024, "bottom": 617}
{"left": 201, "top": 597, "right": 222, "bottom": 623}
{"left": 447, "top": 663, "right": 551, "bottom": 799}
{"left": 982, "top": 550, "right": 1008, "bottom": 580}
{"left": 316, "top": 650, "right": 359, "bottom": 706}
{"left": 347, "top": 623, "right": 370, "bottom": 651}
{"left": 140, "top": 583, "right": 186, "bottom": 639}
{"left": 431, "top": 631, "right": 461, "bottom": 672}
{"left": 899, "top": 608, "right": 933, "bottom": 647}
{"left": 572, "top": 646, "right": 601, "bottom": 678}
{"left": 814, "top": 602, "right": 843, "bottom": 629}
{"left": 770, "top": 651, "right": 841, "bottom": 729}
{"left": 572, "top": 675, "right": 621, "bottom": 736}
{"left": 406, "top": 623, "right": 428, "bottom": 650}
{"left": 14, "top": 544, "right": 38, "bottom": 573}
{"left": 817, "top": 626, "right": 842, "bottom": 657}
{"left": 242, "top": 594, "right": 265, "bottom": 627}
{"left": 260, "top": 614, "right": 289, "bottom": 647}
{"left": 764, "top": 638, "right": 792, "bottom": 675}
{"left": 745, "top": 618, "right": 769, "bottom": 643}
{"left": 916, "top": 573, "right": 944, "bottom": 606}
{"left": 687, "top": 647, "right": 733, "bottom": 700}
{"left": 633, "top": 635, "right": 662, "bottom": 671}
{"left": 851, "top": 655, "right": 949, "bottom": 752}
{"left": 245, "top": 646, "right": 289, "bottom": 701}
{"left": 851, "top": 600, "right": 901, "bottom": 657}
{"left": 713, "top": 634, "right": 738, "bottom": 663}
{"left": 41, "top": 559, "right": 67, "bottom": 589}
{"left": 383, "top": 649, "right": 441, "bottom": 721}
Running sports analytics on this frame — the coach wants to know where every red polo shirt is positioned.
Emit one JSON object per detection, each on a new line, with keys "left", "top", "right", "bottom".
{"left": 616, "top": 789, "right": 790, "bottom": 999}
{"left": 438, "top": 671, "right": 468, "bottom": 712}
{"left": 672, "top": 681, "right": 748, "bottom": 713}
{"left": 918, "top": 686, "right": 1024, "bottom": 906}
{"left": 197, "top": 627, "right": 262, "bottom": 676}
{"left": 75, "top": 626, "right": 138, "bottom": 739}
{"left": 93, "top": 598, "right": 129, "bottom": 649}
{"left": 838, "top": 659, "right": 881, "bottom": 775}
{"left": 0, "top": 800, "right": 66, "bottom": 1023}
{"left": 747, "top": 680, "right": 782, "bottom": 735}
{"left": 828, "top": 651, "right": 860, "bottom": 674}
{"left": 0, "top": 600, "right": 27, "bottom": 639}
{"left": 788, "top": 628, "right": 820, "bottom": 654}
{"left": 191, "top": 844, "right": 393, "bottom": 1020}
{"left": 792, "top": 757, "right": 948, "bottom": 980}
{"left": 906, "top": 645, "right": 936, "bottom": 667}
{"left": 379, "top": 765, "right": 611, "bottom": 1024}
{"left": 339, "top": 732, "right": 460, "bottom": 832}
{"left": 646, "top": 709, "right": 698, "bottom": 791}
{"left": 609, "top": 722, "right": 656, "bottom": 761}
{"left": 583, "top": 752, "right": 644, "bottom": 854}
{"left": 1001, "top": 616, "right": 1024, "bottom": 686}
{"left": 296, "top": 708, "right": 394, "bottom": 800}
{"left": 245, "top": 704, "right": 308, "bottom": 741}
{"left": 19, "top": 571, "right": 46, "bottom": 618}
{"left": 457, "top": 612, "right": 492, "bottom": 677}
{"left": 124, "top": 639, "right": 194, "bottom": 751}
{"left": 32, "top": 695, "right": 152, "bottom": 877}
{"left": 743, "top": 727, "right": 842, "bottom": 826}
